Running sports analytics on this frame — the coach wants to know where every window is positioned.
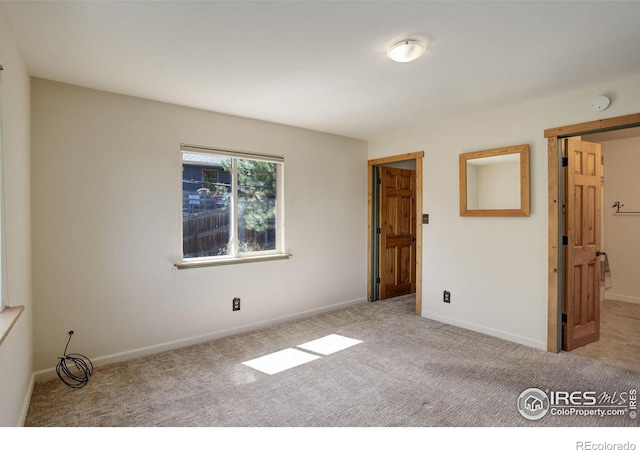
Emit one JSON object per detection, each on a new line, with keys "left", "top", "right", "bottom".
{"left": 180, "top": 144, "right": 285, "bottom": 264}
{"left": 0, "top": 68, "right": 4, "bottom": 311}
{"left": 0, "top": 66, "right": 26, "bottom": 343}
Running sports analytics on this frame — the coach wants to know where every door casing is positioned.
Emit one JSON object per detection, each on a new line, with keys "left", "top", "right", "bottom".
{"left": 368, "top": 152, "right": 424, "bottom": 315}
{"left": 546, "top": 113, "right": 640, "bottom": 353}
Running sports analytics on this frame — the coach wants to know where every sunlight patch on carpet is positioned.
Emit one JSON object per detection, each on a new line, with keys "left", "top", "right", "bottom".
{"left": 297, "top": 334, "right": 363, "bottom": 355}
{"left": 241, "top": 348, "right": 321, "bottom": 375}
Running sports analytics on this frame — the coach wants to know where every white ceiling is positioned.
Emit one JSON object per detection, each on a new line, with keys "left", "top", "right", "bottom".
{"left": 3, "top": 1, "right": 640, "bottom": 141}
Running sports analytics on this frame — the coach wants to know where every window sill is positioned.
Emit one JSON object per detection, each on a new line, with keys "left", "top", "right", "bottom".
{"left": 174, "top": 253, "right": 292, "bottom": 269}
{"left": 0, "top": 305, "right": 25, "bottom": 347}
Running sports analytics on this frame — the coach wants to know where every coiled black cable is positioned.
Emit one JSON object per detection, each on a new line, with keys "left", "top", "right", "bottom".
{"left": 56, "top": 331, "right": 94, "bottom": 388}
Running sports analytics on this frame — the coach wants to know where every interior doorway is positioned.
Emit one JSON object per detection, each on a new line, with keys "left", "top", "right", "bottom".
{"left": 546, "top": 113, "right": 640, "bottom": 355}
{"left": 568, "top": 128, "right": 640, "bottom": 372}
{"left": 368, "top": 152, "right": 424, "bottom": 315}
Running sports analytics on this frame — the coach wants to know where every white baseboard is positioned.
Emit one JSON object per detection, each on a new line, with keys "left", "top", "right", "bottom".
{"left": 604, "top": 293, "right": 640, "bottom": 305}
{"left": 422, "top": 311, "right": 546, "bottom": 351}
{"left": 18, "top": 373, "right": 34, "bottom": 426}
{"left": 34, "top": 296, "right": 368, "bottom": 382}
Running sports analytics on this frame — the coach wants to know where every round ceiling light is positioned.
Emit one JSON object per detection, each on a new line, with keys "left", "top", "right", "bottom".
{"left": 387, "top": 39, "right": 426, "bottom": 63}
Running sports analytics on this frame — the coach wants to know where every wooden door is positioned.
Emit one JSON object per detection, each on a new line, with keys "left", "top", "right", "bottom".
{"left": 563, "top": 139, "right": 602, "bottom": 350}
{"left": 378, "top": 167, "right": 416, "bottom": 299}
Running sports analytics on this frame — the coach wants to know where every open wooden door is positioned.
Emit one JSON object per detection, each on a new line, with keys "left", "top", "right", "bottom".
{"left": 562, "top": 139, "right": 602, "bottom": 350}
{"left": 378, "top": 167, "right": 416, "bottom": 299}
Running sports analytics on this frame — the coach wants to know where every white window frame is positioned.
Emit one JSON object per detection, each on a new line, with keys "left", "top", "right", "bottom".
{"left": 177, "top": 144, "right": 286, "bottom": 268}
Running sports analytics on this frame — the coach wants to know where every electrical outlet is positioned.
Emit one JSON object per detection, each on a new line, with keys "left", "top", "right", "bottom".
{"left": 233, "top": 297, "right": 241, "bottom": 311}
{"left": 443, "top": 290, "right": 451, "bottom": 303}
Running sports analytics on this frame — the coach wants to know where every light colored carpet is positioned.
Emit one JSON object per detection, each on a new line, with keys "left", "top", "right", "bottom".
{"left": 25, "top": 296, "right": 639, "bottom": 427}
{"left": 571, "top": 299, "right": 640, "bottom": 373}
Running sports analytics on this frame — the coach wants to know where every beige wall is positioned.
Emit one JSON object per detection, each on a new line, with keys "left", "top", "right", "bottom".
{"left": 31, "top": 79, "right": 367, "bottom": 376}
{"left": 369, "top": 74, "right": 640, "bottom": 350}
{"left": 0, "top": 4, "right": 33, "bottom": 426}
{"left": 601, "top": 137, "right": 640, "bottom": 304}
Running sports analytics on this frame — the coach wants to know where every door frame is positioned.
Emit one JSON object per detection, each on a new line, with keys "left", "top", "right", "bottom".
{"left": 546, "top": 112, "right": 640, "bottom": 352}
{"left": 368, "top": 151, "right": 424, "bottom": 315}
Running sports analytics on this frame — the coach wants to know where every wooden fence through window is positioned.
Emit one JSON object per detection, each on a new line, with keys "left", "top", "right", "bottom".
{"left": 183, "top": 208, "right": 230, "bottom": 257}
{"left": 183, "top": 209, "right": 276, "bottom": 257}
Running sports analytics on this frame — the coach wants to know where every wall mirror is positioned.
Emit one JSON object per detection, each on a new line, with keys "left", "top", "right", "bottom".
{"left": 459, "top": 144, "right": 530, "bottom": 217}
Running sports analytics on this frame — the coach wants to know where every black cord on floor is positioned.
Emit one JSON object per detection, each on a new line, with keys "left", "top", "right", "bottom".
{"left": 56, "top": 331, "right": 94, "bottom": 388}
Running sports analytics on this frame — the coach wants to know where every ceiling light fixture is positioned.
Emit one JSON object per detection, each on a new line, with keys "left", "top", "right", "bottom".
{"left": 387, "top": 39, "right": 426, "bottom": 63}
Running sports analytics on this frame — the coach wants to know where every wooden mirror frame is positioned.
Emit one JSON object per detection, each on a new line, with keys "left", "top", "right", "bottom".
{"left": 459, "top": 144, "right": 530, "bottom": 217}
